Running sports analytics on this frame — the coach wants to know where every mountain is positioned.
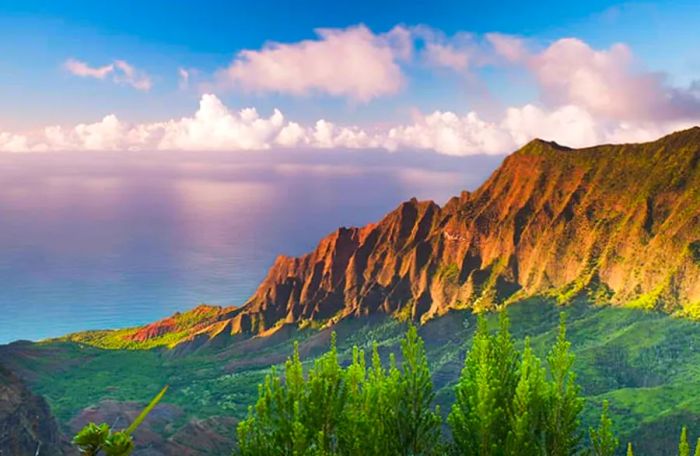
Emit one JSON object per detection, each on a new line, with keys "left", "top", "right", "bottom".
{"left": 74, "top": 127, "right": 700, "bottom": 349}
{"left": 3, "top": 128, "right": 700, "bottom": 455}
{"left": 0, "top": 363, "right": 70, "bottom": 455}
{"left": 239, "top": 128, "right": 700, "bottom": 327}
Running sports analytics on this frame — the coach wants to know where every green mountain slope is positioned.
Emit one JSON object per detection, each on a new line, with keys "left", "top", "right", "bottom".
{"left": 2, "top": 300, "right": 700, "bottom": 455}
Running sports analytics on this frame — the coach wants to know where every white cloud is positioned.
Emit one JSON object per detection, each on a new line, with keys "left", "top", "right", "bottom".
{"left": 489, "top": 36, "right": 700, "bottom": 123}
{"left": 63, "top": 58, "right": 152, "bottom": 91}
{"left": 383, "top": 111, "right": 512, "bottom": 155}
{"left": 0, "top": 132, "right": 31, "bottom": 152}
{"left": 156, "top": 94, "right": 287, "bottom": 150}
{"left": 502, "top": 104, "right": 600, "bottom": 147}
{"left": 3, "top": 94, "right": 696, "bottom": 155}
{"left": 215, "top": 25, "right": 407, "bottom": 102}
{"left": 64, "top": 58, "right": 114, "bottom": 79}
{"left": 113, "top": 60, "right": 152, "bottom": 91}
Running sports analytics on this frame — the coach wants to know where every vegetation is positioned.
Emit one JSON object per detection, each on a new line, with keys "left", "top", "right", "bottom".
{"left": 9, "top": 299, "right": 700, "bottom": 455}
{"left": 233, "top": 311, "right": 611, "bottom": 455}
{"left": 236, "top": 328, "right": 442, "bottom": 455}
{"left": 590, "top": 400, "right": 618, "bottom": 456}
{"left": 73, "top": 385, "right": 168, "bottom": 455}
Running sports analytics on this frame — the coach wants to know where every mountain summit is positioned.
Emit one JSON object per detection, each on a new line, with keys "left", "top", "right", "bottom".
{"left": 67, "top": 128, "right": 700, "bottom": 348}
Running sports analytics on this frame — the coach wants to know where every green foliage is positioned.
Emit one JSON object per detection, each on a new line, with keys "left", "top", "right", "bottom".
{"left": 590, "top": 400, "right": 619, "bottom": 456}
{"left": 236, "top": 327, "right": 441, "bottom": 455}
{"left": 680, "top": 426, "right": 691, "bottom": 456}
{"left": 392, "top": 325, "right": 442, "bottom": 454}
{"left": 627, "top": 442, "right": 634, "bottom": 456}
{"left": 72, "top": 386, "right": 168, "bottom": 456}
{"left": 125, "top": 385, "right": 169, "bottom": 435}
{"left": 506, "top": 337, "right": 546, "bottom": 456}
{"left": 448, "top": 312, "right": 520, "bottom": 455}
{"left": 73, "top": 423, "right": 110, "bottom": 456}
{"left": 546, "top": 313, "right": 584, "bottom": 455}
{"left": 448, "top": 311, "right": 584, "bottom": 456}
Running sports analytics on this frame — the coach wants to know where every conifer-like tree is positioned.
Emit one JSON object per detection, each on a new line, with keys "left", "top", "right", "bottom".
{"left": 680, "top": 426, "right": 691, "bottom": 456}
{"left": 626, "top": 442, "right": 634, "bottom": 456}
{"left": 390, "top": 325, "right": 442, "bottom": 455}
{"left": 236, "top": 327, "right": 442, "bottom": 456}
{"left": 449, "top": 312, "right": 521, "bottom": 456}
{"left": 694, "top": 437, "right": 700, "bottom": 456}
{"left": 545, "top": 313, "right": 584, "bottom": 456}
{"left": 449, "top": 315, "right": 498, "bottom": 455}
{"left": 505, "top": 337, "right": 546, "bottom": 456}
{"left": 590, "top": 400, "right": 618, "bottom": 456}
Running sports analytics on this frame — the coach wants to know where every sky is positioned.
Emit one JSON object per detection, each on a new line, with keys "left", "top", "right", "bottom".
{"left": 0, "top": 0, "right": 699, "bottom": 155}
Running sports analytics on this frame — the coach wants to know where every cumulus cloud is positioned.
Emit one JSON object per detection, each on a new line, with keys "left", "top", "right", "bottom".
{"left": 488, "top": 36, "right": 700, "bottom": 123}
{"left": 216, "top": 25, "right": 408, "bottom": 102}
{"left": 157, "top": 94, "right": 288, "bottom": 150}
{"left": 3, "top": 94, "right": 697, "bottom": 155}
{"left": 64, "top": 58, "right": 152, "bottom": 91}
{"left": 0, "top": 132, "right": 31, "bottom": 152}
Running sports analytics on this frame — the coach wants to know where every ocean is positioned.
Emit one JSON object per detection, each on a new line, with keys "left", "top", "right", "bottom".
{"left": 0, "top": 149, "right": 502, "bottom": 343}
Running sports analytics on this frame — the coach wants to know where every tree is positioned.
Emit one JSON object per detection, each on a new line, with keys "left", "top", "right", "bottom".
{"left": 238, "top": 311, "right": 594, "bottom": 456}
{"left": 590, "top": 400, "right": 619, "bottom": 456}
{"left": 449, "top": 312, "right": 520, "bottom": 456}
{"left": 237, "top": 336, "right": 347, "bottom": 455}
{"left": 237, "top": 327, "right": 442, "bottom": 456}
{"left": 505, "top": 337, "right": 546, "bottom": 456}
{"left": 626, "top": 442, "right": 634, "bottom": 456}
{"left": 680, "top": 426, "right": 691, "bottom": 456}
{"left": 449, "top": 315, "right": 498, "bottom": 455}
{"left": 388, "top": 325, "right": 442, "bottom": 456}
{"left": 694, "top": 437, "right": 700, "bottom": 456}
{"left": 545, "top": 313, "right": 584, "bottom": 456}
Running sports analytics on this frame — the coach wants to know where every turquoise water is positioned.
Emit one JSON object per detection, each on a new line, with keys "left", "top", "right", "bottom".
{"left": 0, "top": 149, "right": 501, "bottom": 343}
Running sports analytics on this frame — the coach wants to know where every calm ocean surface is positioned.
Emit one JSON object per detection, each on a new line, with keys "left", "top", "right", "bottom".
{"left": 0, "top": 149, "right": 502, "bottom": 344}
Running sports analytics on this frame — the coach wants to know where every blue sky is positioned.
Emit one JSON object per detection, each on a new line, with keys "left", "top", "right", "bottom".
{"left": 0, "top": 1, "right": 699, "bottom": 154}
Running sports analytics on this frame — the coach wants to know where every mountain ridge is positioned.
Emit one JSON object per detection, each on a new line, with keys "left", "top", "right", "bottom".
{"left": 63, "top": 127, "right": 700, "bottom": 349}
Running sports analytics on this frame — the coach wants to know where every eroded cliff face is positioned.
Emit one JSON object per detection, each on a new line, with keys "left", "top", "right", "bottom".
{"left": 222, "top": 128, "right": 700, "bottom": 334}
{"left": 67, "top": 128, "right": 700, "bottom": 348}
{"left": 0, "top": 364, "right": 70, "bottom": 455}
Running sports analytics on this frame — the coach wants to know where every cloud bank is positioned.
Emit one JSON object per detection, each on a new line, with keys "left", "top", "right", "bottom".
{"left": 1, "top": 94, "right": 697, "bottom": 154}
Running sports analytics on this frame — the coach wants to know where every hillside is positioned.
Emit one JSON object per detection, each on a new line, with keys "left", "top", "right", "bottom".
{"left": 66, "top": 127, "right": 700, "bottom": 350}
{"left": 0, "top": 364, "right": 70, "bottom": 455}
{"left": 3, "top": 301, "right": 700, "bottom": 455}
